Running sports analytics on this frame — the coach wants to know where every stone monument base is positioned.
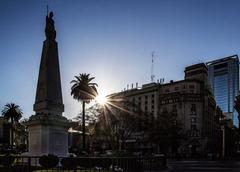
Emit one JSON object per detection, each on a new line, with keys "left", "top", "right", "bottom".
{"left": 24, "top": 114, "right": 69, "bottom": 157}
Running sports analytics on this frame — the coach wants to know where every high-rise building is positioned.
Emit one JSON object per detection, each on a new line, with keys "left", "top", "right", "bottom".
{"left": 207, "top": 55, "right": 239, "bottom": 126}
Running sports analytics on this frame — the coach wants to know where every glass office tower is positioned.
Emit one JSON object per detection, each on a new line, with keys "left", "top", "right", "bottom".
{"left": 207, "top": 55, "right": 239, "bottom": 127}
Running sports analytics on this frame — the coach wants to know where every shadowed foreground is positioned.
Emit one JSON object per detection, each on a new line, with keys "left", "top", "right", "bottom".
{"left": 0, "top": 156, "right": 167, "bottom": 172}
{"left": 168, "top": 160, "right": 240, "bottom": 172}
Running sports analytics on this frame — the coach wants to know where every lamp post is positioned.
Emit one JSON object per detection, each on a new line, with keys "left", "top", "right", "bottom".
{"left": 217, "top": 106, "right": 225, "bottom": 159}
{"left": 221, "top": 125, "right": 225, "bottom": 158}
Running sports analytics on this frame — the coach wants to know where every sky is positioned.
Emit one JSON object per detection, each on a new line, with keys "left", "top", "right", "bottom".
{"left": 1, "top": 0, "right": 240, "bottom": 119}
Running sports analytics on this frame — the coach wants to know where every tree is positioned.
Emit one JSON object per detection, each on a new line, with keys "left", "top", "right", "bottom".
{"left": 1, "top": 103, "right": 22, "bottom": 149}
{"left": 74, "top": 103, "right": 101, "bottom": 126}
{"left": 234, "top": 95, "right": 240, "bottom": 130}
{"left": 71, "top": 73, "right": 98, "bottom": 150}
{"left": 92, "top": 97, "right": 146, "bottom": 152}
{"left": 112, "top": 111, "right": 139, "bottom": 151}
{"left": 71, "top": 103, "right": 101, "bottom": 153}
{"left": 234, "top": 96, "right": 240, "bottom": 156}
{"left": 149, "top": 109, "right": 184, "bottom": 156}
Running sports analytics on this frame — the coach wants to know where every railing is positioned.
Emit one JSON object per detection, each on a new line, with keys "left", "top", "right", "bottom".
{"left": 0, "top": 155, "right": 167, "bottom": 172}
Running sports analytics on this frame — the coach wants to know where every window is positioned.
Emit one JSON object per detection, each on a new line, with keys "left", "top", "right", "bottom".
{"left": 191, "top": 125, "right": 197, "bottom": 130}
{"left": 162, "top": 107, "right": 168, "bottom": 113}
{"left": 179, "top": 102, "right": 182, "bottom": 109}
{"left": 165, "top": 89, "right": 170, "bottom": 93}
{"left": 191, "top": 117, "right": 196, "bottom": 123}
{"left": 191, "top": 104, "right": 196, "bottom": 112}
{"left": 145, "top": 106, "right": 148, "bottom": 111}
{"left": 172, "top": 120, "right": 177, "bottom": 125}
{"left": 151, "top": 94, "right": 154, "bottom": 98}
{"left": 175, "top": 87, "right": 179, "bottom": 91}
{"left": 145, "top": 95, "right": 148, "bottom": 99}
{"left": 189, "top": 85, "right": 195, "bottom": 89}
{"left": 172, "top": 104, "right": 177, "bottom": 113}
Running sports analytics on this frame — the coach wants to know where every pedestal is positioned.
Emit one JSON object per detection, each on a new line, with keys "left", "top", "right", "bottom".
{"left": 24, "top": 114, "right": 69, "bottom": 157}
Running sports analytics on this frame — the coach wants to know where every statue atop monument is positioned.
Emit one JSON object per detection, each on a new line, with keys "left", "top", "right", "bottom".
{"left": 45, "top": 11, "right": 56, "bottom": 40}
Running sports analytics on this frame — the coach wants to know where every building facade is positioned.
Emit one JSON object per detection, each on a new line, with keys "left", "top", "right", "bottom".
{"left": 108, "top": 63, "right": 222, "bottom": 157}
{"left": 207, "top": 55, "right": 239, "bottom": 127}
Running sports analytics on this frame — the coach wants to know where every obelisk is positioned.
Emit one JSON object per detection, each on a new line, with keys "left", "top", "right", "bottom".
{"left": 25, "top": 12, "right": 69, "bottom": 157}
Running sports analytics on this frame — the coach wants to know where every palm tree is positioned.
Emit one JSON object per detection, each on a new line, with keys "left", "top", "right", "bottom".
{"left": 1, "top": 103, "right": 23, "bottom": 149}
{"left": 71, "top": 73, "right": 98, "bottom": 150}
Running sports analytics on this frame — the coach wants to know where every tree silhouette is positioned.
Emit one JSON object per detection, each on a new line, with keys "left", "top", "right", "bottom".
{"left": 149, "top": 109, "right": 184, "bottom": 155}
{"left": 92, "top": 97, "right": 147, "bottom": 152}
{"left": 71, "top": 73, "right": 98, "bottom": 150}
{"left": 1, "top": 103, "right": 22, "bottom": 149}
{"left": 234, "top": 95, "right": 240, "bottom": 129}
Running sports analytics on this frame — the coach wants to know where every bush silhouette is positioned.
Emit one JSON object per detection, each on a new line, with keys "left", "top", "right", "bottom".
{"left": 0, "top": 155, "right": 15, "bottom": 167}
{"left": 39, "top": 154, "right": 59, "bottom": 168}
{"left": 60, "top": 157, "right": 78, "bottom": 169}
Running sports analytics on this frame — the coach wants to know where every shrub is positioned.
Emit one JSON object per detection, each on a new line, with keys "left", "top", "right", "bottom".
{"left": 94, "top": 157, "right": 111, "bottom": 169}
{"left": 60, "top": 157, "right": 78, "bottom": 169}
{"left": 39, "top": 154, "right": 59, "bottom": 168}
{"left": 0, "top": 155, "right": 15, "bottom": 167}
{"left": 77, "top": 158, "right": 93, "bottom": 168}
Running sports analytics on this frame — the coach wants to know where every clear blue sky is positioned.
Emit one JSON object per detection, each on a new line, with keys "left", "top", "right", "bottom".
{"left": 1, "top": 0, "right": 240, "bottom": 119}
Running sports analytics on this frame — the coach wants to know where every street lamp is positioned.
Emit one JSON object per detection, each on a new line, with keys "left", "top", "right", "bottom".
{"left": 220, "top": 124, "right": 225, "bottom": 158}
{"left": 217, "top": 106, "right": 225, "bottom": 159}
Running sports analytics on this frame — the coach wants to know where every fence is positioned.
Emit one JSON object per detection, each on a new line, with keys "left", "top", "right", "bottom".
{"left": 0, "top": 155, "right": 167, "bottom": 172}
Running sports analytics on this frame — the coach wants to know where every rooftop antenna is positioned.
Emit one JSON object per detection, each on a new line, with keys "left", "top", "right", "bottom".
{"left": 151, "top": 51, "right": 155, "bottom": 83}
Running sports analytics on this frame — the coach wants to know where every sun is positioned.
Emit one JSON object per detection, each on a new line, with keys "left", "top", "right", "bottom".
{"left": 96, "top": 93, "right": 108, "bottom": 105}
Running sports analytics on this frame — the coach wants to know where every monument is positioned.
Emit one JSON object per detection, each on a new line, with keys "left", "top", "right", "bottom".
{"left": 25, "top": 12, "right": 69, "bottom": 157}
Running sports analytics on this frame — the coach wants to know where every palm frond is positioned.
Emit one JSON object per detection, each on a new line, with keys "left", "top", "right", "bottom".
{"left": 70, "top": 73, "right": 98, "bottom": 102}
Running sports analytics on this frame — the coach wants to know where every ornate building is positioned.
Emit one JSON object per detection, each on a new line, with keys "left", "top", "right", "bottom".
{"left": 109, "top": 63, "right": 222, "bottom": 156}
